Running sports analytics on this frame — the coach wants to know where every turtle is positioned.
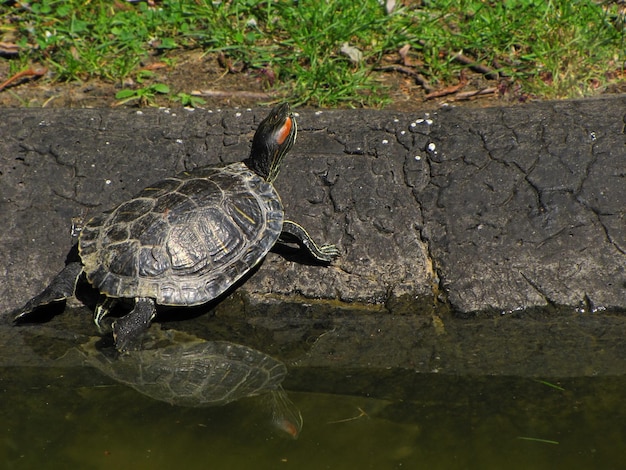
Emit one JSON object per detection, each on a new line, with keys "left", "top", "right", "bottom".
{"left": 81, "top": 329, "right": 303, "bottom": 437}
{"left": 83, "top": 337, "right": 288, "bottom": 405}
{"left": 13, "top": 103, "right": 339, "bottom": 352}
{"left": 11, "top": 325, "right": 303, "bottom": 437}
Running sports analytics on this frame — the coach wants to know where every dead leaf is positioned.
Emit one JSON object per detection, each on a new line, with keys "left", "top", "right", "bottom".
{"left": 424, "top": 71, "right": 468, "bottom": 100}
{"left": 398, "top": 44, "right": 411, "bottom": 66}
{"left": 340, "top": 42, "right": 363, "bottom": 64}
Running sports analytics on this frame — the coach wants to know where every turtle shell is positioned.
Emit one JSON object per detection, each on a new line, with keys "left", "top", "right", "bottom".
{"left": 78, "top": 162, "right": 284, "bottom": 306}
{"left": 82, "top": 338, "right": 288, "bottom": 407}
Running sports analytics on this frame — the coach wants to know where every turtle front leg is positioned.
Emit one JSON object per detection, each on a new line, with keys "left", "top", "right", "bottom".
{"left": 112, "top": 297, "right": 157, "bottom": 353}
{"left": 279, "top": 220, "right": 340, "bottom": 263}
{"left": 13, "top": 262, "right": 83, "bottom": 321}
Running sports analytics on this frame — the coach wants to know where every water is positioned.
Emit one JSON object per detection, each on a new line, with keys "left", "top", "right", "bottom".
{"left": 2, "top": 364, "right": 625, "bottom": 469}
{"left": 3, "top": 301, "right": 626, "bottom": 469}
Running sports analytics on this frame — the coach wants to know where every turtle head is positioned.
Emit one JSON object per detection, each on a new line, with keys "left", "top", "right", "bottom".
{"left": 245, "top": 103, "right": 297, "bottom": 183}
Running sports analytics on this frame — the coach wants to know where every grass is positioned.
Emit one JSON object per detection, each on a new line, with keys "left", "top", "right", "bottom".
{"left": 517, "top": 436, "right": 560, "bottom": 445}
{"left": 1, "top": 0, "right": 624, "bottom": 107}
{"left": 534, "top": 379, "right": 566, "bottom": 391}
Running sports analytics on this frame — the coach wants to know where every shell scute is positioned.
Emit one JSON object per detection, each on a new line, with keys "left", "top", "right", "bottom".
{"left": 177, "top": 178, "right": 222, "bottom": 200}
{"left": 103, "top": 224, "right": 130, "bottom": 245}
{"left": 153, "top": 192, "right": 192, "bottom": 215}
{"left": 108, "top": 199, "right": 153, "bottom": 225}
{"left": 132, "top": 213, "right": 169, "bottom": 246}
{"left": 137, "top": 247, "right": 168, "bottom": 278}
{"left": 225, "top": 196, "right": 263, "bottom": 237}
{"left": 106, "top": 240, "right": 140, "bottom": 278}
{"left": 138, "top": 178, "right": 183, "bottom": 198}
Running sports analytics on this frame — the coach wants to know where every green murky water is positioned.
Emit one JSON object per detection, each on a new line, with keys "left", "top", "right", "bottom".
{"left": 2, "top": 364, "right": 625, "bottom": 470}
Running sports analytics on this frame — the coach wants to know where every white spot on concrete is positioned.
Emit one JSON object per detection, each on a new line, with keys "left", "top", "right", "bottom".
{"left": 428, "top": 142, "right": 436, "bottom": 152}
{"left": 400, "top": 130, "right": 406, "bottom": 135}
{"left": 176, "top": 139, "right": 183, "bottom": 144}
{"left": 105, "top": 179, "right": 112, "bottom": 185}
{"left": 425, "top": 119, "right": 433, "bottom": 125}
{"left": 415, "top": 118, "right": 425, "bottom": 124}
{"left": 382, "top": 139, "right": 389, "bottom": 144}
{"left": 315, "top": 110, "right": 323, "bottom": 115}
{"left": 414, "top": 155, "right": 421, "bottom": 161}
{"left": 235, "top": 112, "right": 242, "bottom": 117}
{"left": 136, "top": 111, "right": 143, "bottom": 115}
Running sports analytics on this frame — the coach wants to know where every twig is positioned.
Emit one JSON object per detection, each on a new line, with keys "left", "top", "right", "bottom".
{"left": 452, "top": 52, "right": 499, "bottom": 80}
{"left": 424, "top": 71, "right": 468, "bottom": 100}
{"left": 452, "top": 86, "right": 498, "bottom": 101}
{"left": 327, "top": 407, "right": 369, "bottom": 424}
{"left": 140, "top": 62, "right": 169, "bottom": 72}
{"left": 0, "top": 67, "right": 48, "bottom": 92}
{"left": 375, "top": 65, "right": 434, "bottom": 93}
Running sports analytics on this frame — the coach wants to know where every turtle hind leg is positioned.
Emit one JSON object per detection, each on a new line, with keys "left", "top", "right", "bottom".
{"left": 112, "top": 297, "right": 157, "bottom": 353}
{"left": 13, "top": 262, "right": 84, "bottom": 322}
{"left": 279, "top": 220, "right": 340, "bottom": 263}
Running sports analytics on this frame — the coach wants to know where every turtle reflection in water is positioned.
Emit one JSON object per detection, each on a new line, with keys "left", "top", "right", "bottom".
{"left": 81, "top": 329, "right": 303, "bottom": 438}
{"left": 12, "top": 103, "right": 339, "bottom": 352}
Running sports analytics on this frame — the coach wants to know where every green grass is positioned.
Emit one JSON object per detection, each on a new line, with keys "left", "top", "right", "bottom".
{"left": 1, "top": 0, "right": 624, "bottom": 106}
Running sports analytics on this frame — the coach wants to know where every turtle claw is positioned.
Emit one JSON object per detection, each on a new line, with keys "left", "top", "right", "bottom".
{"left": 94, "top": 297, "right": 117, "bottom": 334}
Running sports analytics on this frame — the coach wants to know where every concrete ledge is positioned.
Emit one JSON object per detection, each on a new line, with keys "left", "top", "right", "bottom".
{"left": 2, "top": 97, "right": 624, "bottom": 315}
{"left": 1, "top": 97, "right": 625, "bottom": 378}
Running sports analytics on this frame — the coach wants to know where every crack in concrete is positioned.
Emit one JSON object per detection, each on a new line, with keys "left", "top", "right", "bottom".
{"left": 519, "top": 271, "right": 553, "bottom": 306}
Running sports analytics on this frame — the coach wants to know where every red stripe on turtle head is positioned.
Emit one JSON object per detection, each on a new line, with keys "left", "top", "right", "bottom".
{"left": 276, "top": 116, "right": 293, "bottom": 146}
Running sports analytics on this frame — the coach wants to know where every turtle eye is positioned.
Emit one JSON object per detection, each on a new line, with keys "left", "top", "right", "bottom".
{"left": 275, "top": 116, "right": 293, "bottom": 146}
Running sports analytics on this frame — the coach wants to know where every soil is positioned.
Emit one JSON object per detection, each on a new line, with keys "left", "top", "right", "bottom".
{"left": 3, "top": 50, "right": 624, "bottom": 111}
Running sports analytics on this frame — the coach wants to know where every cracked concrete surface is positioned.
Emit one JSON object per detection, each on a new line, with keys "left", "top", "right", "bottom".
{"left": 1, "top": 106, "right": 433, "bottom": 315}
{"left": 1, "top": 97, "right": 626, "bottom": 378}
{"left": 1, "top": 97, "right": 625, "bottom": 319}
{"left": 418, "top": 97, "right": 625, "bottom": 313}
